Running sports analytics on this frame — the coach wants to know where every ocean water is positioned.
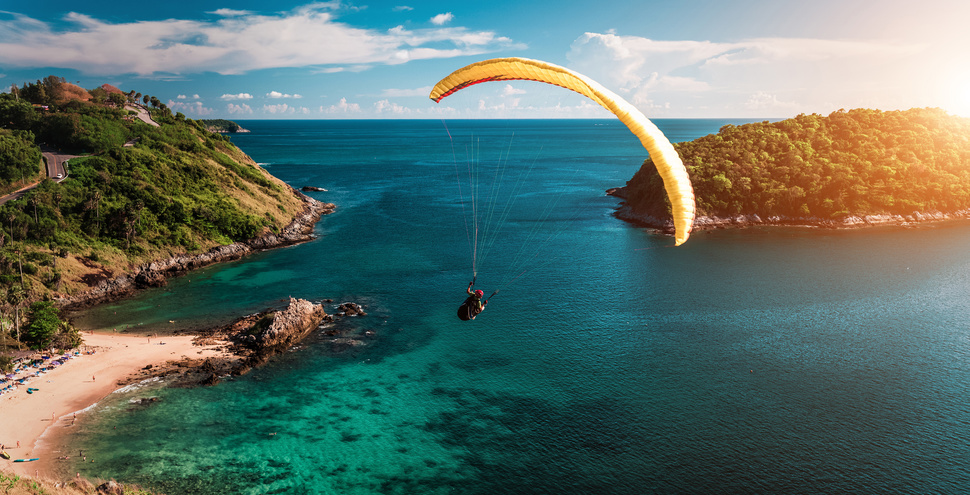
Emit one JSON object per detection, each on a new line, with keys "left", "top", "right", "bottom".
{"left": 67, "top": 119, "right": 970, "bottom": 494}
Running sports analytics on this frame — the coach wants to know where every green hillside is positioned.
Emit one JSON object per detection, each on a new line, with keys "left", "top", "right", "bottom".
{"left": 622, "top": 107, "right": 970, "bottom": 223}
{"left": 0, "top": 77, "right": 307, "bottom": 349}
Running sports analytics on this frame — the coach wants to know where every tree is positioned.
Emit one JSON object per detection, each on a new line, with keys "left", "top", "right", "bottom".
{"left": 6, "top": 283, "right": 25, "bottom": 348}
{"left": 108, "top": 92, "right": 127, "bottom": 107}
{"left": 22, "top": 300, "right": 60, "bottom": 349}
{"left": 0, "top": 96, "right": 40, "bottom": 131}
{"left": 0, "top": 130, "right": 42, "bottom": 185}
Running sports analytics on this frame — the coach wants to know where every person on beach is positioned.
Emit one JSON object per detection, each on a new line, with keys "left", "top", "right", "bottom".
{"left": 457, "top": 282, "right": 488, "bottom": 321}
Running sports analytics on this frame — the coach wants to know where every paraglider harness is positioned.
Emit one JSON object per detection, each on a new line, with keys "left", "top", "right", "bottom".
{"left": 457, "top": 279, "right": 497, "bottom": 321}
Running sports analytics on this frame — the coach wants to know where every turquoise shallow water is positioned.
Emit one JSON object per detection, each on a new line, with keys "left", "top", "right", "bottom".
{"left": 69, "top": 120, "right": 970, "bottom": 494}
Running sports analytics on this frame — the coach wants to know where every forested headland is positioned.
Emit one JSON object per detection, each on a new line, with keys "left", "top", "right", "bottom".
{"left": 199, "top": 119, "right": 250, "bottom": 133}
{"left": 0, "top": 76, "right": 310, "bottom": 352}
{"left": 617, "top": 107, "right": 970, "bottom": 230}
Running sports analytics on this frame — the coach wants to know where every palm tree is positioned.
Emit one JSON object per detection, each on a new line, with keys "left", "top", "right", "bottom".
{"left": 85, "top": 190, "right": 102, "bottom": 232}
{"left": 6, "top": 283, "right": 25, "bottom": 349}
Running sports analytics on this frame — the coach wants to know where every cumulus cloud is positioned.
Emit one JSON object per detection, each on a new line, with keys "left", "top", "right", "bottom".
{"left": 260, "top": 103, "right": 310, "bottom": 115}
{"left": 227, "top": 103, "right": 253, "bottom": 114}
{"left": 168, "top": 99, "right": 214, "bottom": 115}
{"left": 221, "top": 93, "right": 253, "bottom": 100}
{"left": 263, "top": 103, "right": 293, "bottom": 114}
{"left": 323, "top": 98, "right": 362, "bottom": 114}
{"left": 430, "top": 13, "right": 453, "bottom": 26}
{"left": 374, "top": 99, "right": 411, "bottom": 114}
{"left": 566, "top": 31, "right": 931, "bottom": 116}
{"left": 501, "top": 84, "right": 526, "bottom": 96}
{"left": 267, "top": 91, "right": 302, "bottom": 99}
{"left": 0, "top": 5, "right": 520, "bottom": 76}
{"left": 177, "top": 94, "right": 201, "bottom": 99}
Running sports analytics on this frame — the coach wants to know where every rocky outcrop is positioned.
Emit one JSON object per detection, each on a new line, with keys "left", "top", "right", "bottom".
{"left": 336, "top": 302, "right": 367, "bottom": 317}
{"left": 58, "top": 194, "right": 335, "bottom": 310}
{"left": 244, "top": 298, "right": 329, "bottom": 351}
{"left": 127, "top": 297, "right": 336, "bottom": 387}
{"left": 230, "top": 297, "right": 330, "bottom": 372}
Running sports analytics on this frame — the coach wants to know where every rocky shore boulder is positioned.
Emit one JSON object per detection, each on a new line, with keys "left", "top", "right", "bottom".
{"left": 228, "top": 297, "right": 331, "bottom": 372}
{"left": 255, "top": 298, "right": 329, "bottom": 349}
{"left": 336, "top": 302, "right": 367, "bottom": 317}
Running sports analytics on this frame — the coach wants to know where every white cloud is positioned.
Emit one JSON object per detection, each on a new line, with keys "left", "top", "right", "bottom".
{"left": 744, "top": 91, "right": 798, "bottom": 112}
{"left": 323, "top": 98, "right": 362, "bottom": 113}
{"left": 566, "top": 31, "right": 936, "bottom": 117}
{"left": 177, "top": 94, "right": 201, "bottom": 99}
{"left": 260, "top": 103, "right": 310, "bottom": 115}
{"left": 263, "top": 103, "right": 293, "bottom": 114}
{"left": 393, "top": 6, "right": 413, "bottom": 12}
{"left": 374, "top": 99, "right": 411, "bottom": 114}
{"left": 209, "top": 9, "right": 253, "bottom": 17}
{"left": 430, "top": 13, "right": 453, "bottom": 26}
{"left": 168, "top": 99, "right": 214, "bottom": 116}
{"left": 267, "top": 91, "right": 302, "bottom": 99}
{"left": 221, "top": 93, "right": 253, "bottom": 100}
{"left": 227, "top": 103, "right": 253, "bottom": 114}
{"left": 380, "top": 86, "right": 432, "bottom": 97}
{"left": 502, "top": 84, "right": 526, "bottom": 96}
{"left": 0, "top": 6, "right": 520, "bottom": 76}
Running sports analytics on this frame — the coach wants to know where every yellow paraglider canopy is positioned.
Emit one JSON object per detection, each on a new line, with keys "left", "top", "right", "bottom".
{"left": 430, "top": 57, "right": 695, "bottom": 246}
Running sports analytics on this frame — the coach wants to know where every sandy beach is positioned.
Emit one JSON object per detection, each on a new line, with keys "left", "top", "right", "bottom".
{"left": 0, "top": 331, "right": 229, "bottom": 481}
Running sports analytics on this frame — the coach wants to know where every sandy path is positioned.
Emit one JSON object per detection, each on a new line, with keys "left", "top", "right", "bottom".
{"left": 0, "top": 332, "right": 227, "bottom": 479}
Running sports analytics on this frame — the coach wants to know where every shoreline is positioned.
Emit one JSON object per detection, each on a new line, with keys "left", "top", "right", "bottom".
{"left": 58, "top": 192, "right": 334, "bottom": 311}
{"left": 607, "top": 189, "right": 970, "bottom": 234}
{"left": 1, "top": 190, "right": 333, "bottom": 485}
{"left": 0, "top": 331, "right": 235, "bottom": 481}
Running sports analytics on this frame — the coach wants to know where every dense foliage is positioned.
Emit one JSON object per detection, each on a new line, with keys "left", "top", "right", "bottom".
{"left": 0, "top": 129, "right": 41, "bottom": 183}
{"left": 0, "top": 77, "right": 304, "bottom": 350}
{"left": 624, "top": 108, "right": 970, "bottom": 220}
{"left": 22, "top": 300, "right": 65, "bottom": 349}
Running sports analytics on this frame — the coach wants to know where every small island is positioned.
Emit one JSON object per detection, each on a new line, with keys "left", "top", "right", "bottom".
{"left": 614, "top": 107, "right": 970, "bottom": 232}
{"left": 199, "top": 119, "right": 250, "bottom": 134}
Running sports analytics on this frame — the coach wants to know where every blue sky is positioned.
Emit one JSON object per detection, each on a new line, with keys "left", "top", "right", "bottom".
{"left": 2, "top": 0, "right": 969, "bottom": 119}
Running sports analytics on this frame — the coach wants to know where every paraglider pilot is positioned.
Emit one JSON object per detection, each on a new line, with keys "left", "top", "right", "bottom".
{"left": 458, "top": 281, "right": 487, "bottom": 321}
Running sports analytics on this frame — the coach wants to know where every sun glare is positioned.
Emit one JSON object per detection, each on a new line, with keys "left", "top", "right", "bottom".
{"left": 958, "top": 86, "right": 970, "bottom": 118}
{"left": 945, "top": 71, "right": 970, "bottom": 118}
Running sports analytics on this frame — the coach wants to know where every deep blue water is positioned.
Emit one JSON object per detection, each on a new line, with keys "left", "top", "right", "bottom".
{"left": 69, "top": 119, "right": 970, "bottom": 494}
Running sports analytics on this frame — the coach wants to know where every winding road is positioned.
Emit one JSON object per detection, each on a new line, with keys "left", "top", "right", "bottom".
{"left": 0, "top": 104, "right": 156, "bottom": 205}
{"left": 0, "top": 147, "right": 78, "bottom": 205}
